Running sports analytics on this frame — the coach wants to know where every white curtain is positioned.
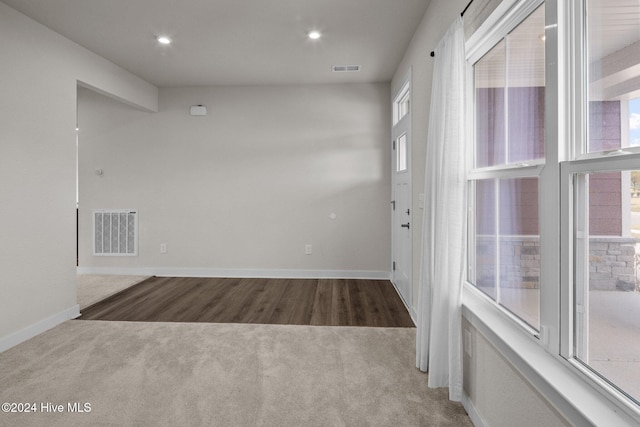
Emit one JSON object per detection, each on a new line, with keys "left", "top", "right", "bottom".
{"left": 416, "top": 16, "right": 467, "bottom": 402}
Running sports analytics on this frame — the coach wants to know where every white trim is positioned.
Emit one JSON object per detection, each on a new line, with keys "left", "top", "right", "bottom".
{"left": 77, "top": 266, "right": 157, "bottom": 276}
{"left": 562, "top": 151, "right": 640, "bottom": 173}
{"left": 462, "top": 393, "right": 488, "bottom": 427}
{"left": 76, "top": 266, "right": 391, "bottom": 280}
{"left": 0, "top": 305, "right": 80, "bottom": 353}
{"left": 467, "top": 163, "right": 545, "bottom": 180}
{"left": 543, "top": 0, "right": 564, "bottom": 359}
{"left": 390, "top": 279, "right": 417, "bottom": 324}
{"left": 463, "top": 286, "right": 640, "bottom": 427}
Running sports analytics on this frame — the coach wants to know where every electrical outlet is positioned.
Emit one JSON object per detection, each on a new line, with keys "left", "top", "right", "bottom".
{"left": 305, "top": 244, "right": 312, "bottom": 255}
{"left": 160, "top": 243, "right": 167, "bottom": 254}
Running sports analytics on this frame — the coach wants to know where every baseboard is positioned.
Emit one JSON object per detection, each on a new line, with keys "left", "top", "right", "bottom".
{"left": 462, "top": 392, "right": 487, "bottom": 427}
{"left": 77, "top": 266, "right": 391, "bottom": 281}
{"left": 390, "top": 281, "right": 417, "bottom": 324}
{"left": 0, "top": 305, "right": 80, "bottom": 353}
{"left": 408, "top": 306, "right": 416, "bottom": 324}
{"left": 77, "top": 266, "right": 157, "bottom": 276}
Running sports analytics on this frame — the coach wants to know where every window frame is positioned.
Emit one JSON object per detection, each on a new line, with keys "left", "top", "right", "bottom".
{"left": 393, "top": 81, "right": 410, "bottom": 126}
{"left": 396, "top": 132, "right": 409, "bottom": 173}
{"left": 560, "top": 0, "right": 640, "bottom": 415}
{"left": 561, "top": 148, "right": 640, "bottom": 415}
{"left": 466, "top": 0, "right": 547, "bottom": 334}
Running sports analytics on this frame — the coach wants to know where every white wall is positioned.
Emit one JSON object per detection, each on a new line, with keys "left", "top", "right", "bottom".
{"left": 77, "top": 84, "right": 391, "bottom": 277}
{"left": 0, "top": 2, "right": 157, "bottom": 348}
{"left": 462, "top": 319, "right": 571, "bottom": 427}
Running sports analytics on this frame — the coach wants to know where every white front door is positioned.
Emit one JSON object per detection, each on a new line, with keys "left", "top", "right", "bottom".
{"left": 391, "top": 77, "right": 412, "bottom": 314}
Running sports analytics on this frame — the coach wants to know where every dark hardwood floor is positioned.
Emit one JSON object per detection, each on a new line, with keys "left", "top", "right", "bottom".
{"left": 79, "top": 277, "right": 415, "bottom": 327}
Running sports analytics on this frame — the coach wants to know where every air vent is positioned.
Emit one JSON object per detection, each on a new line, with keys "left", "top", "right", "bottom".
{"left": 93, "top": 209, "right": 137, "bottom": 256}
{"left": 332, "top": 65, "right": 361, "bottom": 72}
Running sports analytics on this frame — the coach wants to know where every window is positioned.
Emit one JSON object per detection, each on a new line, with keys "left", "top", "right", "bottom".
{"left": 396, "top": 133, "right": 408, "bottom": 172}
{"left": 468, "top": 3, "right": 545, "bottom": 330}
{"left": 563, "top": 0, "right": 640, "bottom": 406}
{"left": 393, "top": 82, "right": 410, "bottom": 125}
{"left": 630, "top": 98, "right": 640, "bottom": 148}
{"left": 571, "top": 167, "right": 640, "bottom": 403}
{"left": 465, "top": 0, "right": 640, "bottom": 420}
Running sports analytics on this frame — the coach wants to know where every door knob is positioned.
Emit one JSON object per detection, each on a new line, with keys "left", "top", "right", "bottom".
{"left": 401, "top": 223, "right": 410, "bottom": 229}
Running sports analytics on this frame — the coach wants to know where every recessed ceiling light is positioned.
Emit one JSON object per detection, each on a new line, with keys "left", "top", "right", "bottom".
{"left": 157, "top": 36, "right": 172, "bottom": 45}
{"left": 308, "top": 31, "right": 321, "bottom": 40}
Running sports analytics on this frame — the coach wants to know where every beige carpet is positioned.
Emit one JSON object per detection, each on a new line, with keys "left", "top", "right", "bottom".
{"left": 77, "top": 275, "right": 150, "bottom": 310}
{"left": 0, "top": 321, "right": 471, "bottom": 426}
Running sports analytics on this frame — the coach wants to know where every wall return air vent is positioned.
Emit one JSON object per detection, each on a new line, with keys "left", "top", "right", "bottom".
{"left": 93, "top": 209, "right": 138, "bottom": 256}
{"left": 332, "top": 65, "right": 361, "bottom": 72}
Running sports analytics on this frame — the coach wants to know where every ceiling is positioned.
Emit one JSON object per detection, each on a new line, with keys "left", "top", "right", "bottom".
{"left": 588, "top": 0, "right": 640, "bottom": 59}
{"left": 2, "top": 0, "right": 431, "bottom": 87}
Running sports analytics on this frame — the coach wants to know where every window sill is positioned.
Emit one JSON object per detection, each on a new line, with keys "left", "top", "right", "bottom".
{"left": 462, "top": 283, "right": 640, "bottom": 427}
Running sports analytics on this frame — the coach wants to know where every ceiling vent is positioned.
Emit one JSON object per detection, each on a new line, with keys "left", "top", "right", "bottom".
{"left": 332, "top": 65, "right": 361, "bottom": 73}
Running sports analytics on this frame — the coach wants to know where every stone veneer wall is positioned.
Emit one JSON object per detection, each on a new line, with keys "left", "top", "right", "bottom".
{"left": 589, "top": 237, "right": 636, "bottom": 291}
{"left": 476, "top": 236, "right": 540, "bottom": 289}
{"left": 475, "top": 236, "right": 637, "bottom": 291}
